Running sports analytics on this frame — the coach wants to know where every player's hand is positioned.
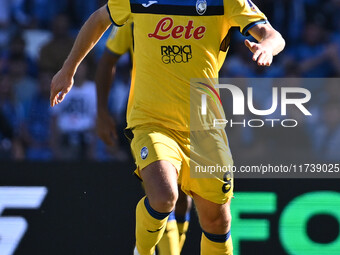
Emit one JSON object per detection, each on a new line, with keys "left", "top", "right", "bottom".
{"left": 96, "top": 111, "right": 118, "bottom": 146}
{"left": 245, "top": 39, "right": 274, "bottom": 67}
{"left": 50, "top": 69, "right": 74, "bottom": 107}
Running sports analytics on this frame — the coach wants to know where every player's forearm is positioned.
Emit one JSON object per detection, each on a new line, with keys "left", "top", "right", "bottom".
{"left": 259, "top": 32, "right": 285, "bottom": 56}
{"left": 62, "top": 6, "right": 112, "bottom": 78}
{"left": 96, "top": 67, "right": 115, "bottom": 115}
{"left": 95, "top": 51, "right": 119, "bottom": 115}
{"left": 246, "top": 23, "right": 285, "bottom": 66}
{"left": 50, "top": 6, "right": 112, "bottom": 107}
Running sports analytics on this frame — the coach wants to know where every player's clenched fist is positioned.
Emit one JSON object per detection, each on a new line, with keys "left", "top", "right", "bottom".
{"left": 50, "top": 69, "right": 74, "bottom": 107}
{"left": 245, "top": 39, "right": 274, "bottom": 67}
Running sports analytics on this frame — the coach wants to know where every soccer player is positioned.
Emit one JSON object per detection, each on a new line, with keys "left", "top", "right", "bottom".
{"left": 50, "top": 1, "right": 285, "bottom": 254}
{"left": 95, "top": 22, "right": 192, "bottom": 255}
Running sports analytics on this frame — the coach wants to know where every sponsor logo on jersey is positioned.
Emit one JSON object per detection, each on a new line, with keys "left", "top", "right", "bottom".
{"left": 142, "top": 0, "right": 158, "bottom": 8}
{"left": 196, "top": 0, "right": 207, "bottom": 15}
{"left": 148, "top": 17, "right": 206, "bottom": 40}
{"left": 141, "top": 146, "right": 148, "bottom": 160}
{"left": 161, "top": 45, "right": 192, "bottom": 64}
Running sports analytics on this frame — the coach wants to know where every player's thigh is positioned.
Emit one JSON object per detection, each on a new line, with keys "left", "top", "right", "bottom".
{"left": 140, "top": 160, "right": 179, "bottom": 212}
{"left": 129, "top": 126, "right": 182, "bottom": 211}
{"left": 130, "top": 126, "right": 182, "bottom": 178}
{"left": 193, "top": 192, "right": 231, "bottom": 234}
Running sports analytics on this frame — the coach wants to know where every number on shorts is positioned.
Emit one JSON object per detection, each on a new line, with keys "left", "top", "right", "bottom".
{"left": 222, "top": 172, "right": 232, "bottom": 193}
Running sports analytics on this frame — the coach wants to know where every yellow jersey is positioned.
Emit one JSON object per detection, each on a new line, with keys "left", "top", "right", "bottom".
{"left": 107, "top": 0, "right": 267, "bottom": 131}
{"left": 106, "top": 19, "right": 134, "bottom": 56}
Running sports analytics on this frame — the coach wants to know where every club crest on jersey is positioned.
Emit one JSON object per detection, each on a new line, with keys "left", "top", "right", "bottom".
{"left": 141, "top": 146, "right": 148, "bottom": 160}
{"left": 196, "top": 0, "right": 207, "bottom": 15}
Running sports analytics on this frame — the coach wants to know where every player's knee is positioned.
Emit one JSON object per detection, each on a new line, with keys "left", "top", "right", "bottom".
{"left": 200, "top": 210, "right": 232, "bottom": 234}
{"left": 149, "top": 188, "right": 178, "bottom": 212}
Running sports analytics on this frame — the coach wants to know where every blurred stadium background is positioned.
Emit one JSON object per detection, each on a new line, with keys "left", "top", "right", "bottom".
{"left": 0, "top": 0, "right": 339, "bottom": 254}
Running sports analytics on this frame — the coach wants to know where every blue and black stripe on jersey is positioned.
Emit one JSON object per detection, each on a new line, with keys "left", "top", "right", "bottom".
{"left": 130, "top": 0, "right": 224, "bottom": 16}
{"left": 242, "top": 19, "right": 267, "bottom": 36}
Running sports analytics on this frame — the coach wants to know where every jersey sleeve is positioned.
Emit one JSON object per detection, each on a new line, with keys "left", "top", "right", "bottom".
{"left": 106, "top": 21, "right": 133, "bottom": 55}
{"left": 225, "top": 0, "right": 267, "bottom": 36}
{"left": 107, "top": 0, "right": 131, "bottom": 26}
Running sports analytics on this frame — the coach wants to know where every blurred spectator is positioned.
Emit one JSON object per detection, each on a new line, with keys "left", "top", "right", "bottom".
{"left": 313, "top": 99, "right": 340, "bottom": 161}
{"left": 39, "top": 14, "right": 74, "bottom": 73}
{"left": 0, "top": 32, "right": 37, "bottom": 77}
{"left": 12, "top": 0, "right": 64, "bottom": 29}
{"left": 257, "top": 0, "right": 306, "bottom": 44}
{"left": 51, "top": 61, "right": 97, "bottom": 160}
{"left": 0, "top": 74, "right": 25, "bottom": 159}
{"left": 24, "top": 0, "right": 60, "bottom": 28}
{"left": 0, "top": 0, "right": 11, "bottom": 27}
{"left": 8, "top": 54, "right": 37, "bottom": 112}
{"left": 0, "top": 0, "right": 11, "bottom": 49}
{"left": 284, "top": 62, "right": 302, "bottom": 77}
{"left": 4, "top": 0, "right": 97, "bottom": 29}
{"left": 63, "top": 0, "right": 98, "bottom": 29}
{"left": 289, "top": 21, "right": 335, "bottom": 79}
{"left": 5, "top": 0, "right": 30, "bottom": 27}
{"left": 21, "top": 71, "right": 53, "bottom": 160}
{"left": 314, "top": 0, "right": 340, "bottom": 32}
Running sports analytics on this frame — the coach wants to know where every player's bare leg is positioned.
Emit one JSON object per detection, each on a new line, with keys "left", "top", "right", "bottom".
{"left": 175, "top": 189, "right": 192, "bottom": 251}
{"left": 135, "top": 160, "right": 179, "bottom": 255}
{"left": 193, "top": 193, "right": 232, "bottom": 255}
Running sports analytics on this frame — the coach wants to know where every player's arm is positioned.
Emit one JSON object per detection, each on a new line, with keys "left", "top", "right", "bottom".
{"left": 50, "top": 5, "right": 112, "bottom": 107}
{"left": 95, "top": 50, "right": 120, "bottom": 145}
{"left": 245, "top": 23, "right": 285, "bottom": 66}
